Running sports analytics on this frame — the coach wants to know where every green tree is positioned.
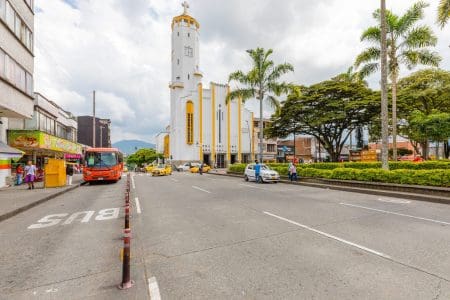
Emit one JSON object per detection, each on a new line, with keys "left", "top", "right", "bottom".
{"left": 397, "top": 68, "right": 450, "bottom": 115}
{"left": 267, "top": 79, "right": 378, "bottom": 162}
{"left": 437, "top": 0, "right": 450, "bottom": 28}
{"left": 126, "top": 148, "right": 162, "bottom": 167}
{"left": 426, "top": 112, "right": 450, "bottom": 158}
{"left": 333, "top": 66, "right": 368, "bottom": 149}
{"left": 397, "top": 69, "right": 450, "bottom": 157}
{"left": 355, "top": 1, "right": 441, "bottom": 161}
{"left": 405, "top": 110, "right": 450, "bottom": 158}
{"left": 227, "top": 48, "right": 294, "bottom": 162}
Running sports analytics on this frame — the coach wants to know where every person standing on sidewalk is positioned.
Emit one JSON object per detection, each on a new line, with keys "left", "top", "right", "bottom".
{"left": 287, "top": 162, "right": 293, "bottom": 181}
{"left": 66, "top": 163, "right": 74, "bottom": 185}
{"left": 289, "top": 163, "right": 297, "bottom": 182}
{"left": 24, "top": 160, "right": 36, "bottom": 190}
{"left": 16, "top": 164, "right": 24, "bottom": 185}
{"left": 199, "top": 162, "right": 203, "bottom": 175}
{"left": 254, "top": 160, "right": 261, "bottom": 183}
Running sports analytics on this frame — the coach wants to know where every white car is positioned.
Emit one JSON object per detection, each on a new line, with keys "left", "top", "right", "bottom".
{"left": 177, "top": 162, "right": 193, "bottom": 172}
{"left": 244, "top": 163, "right": 280, "bottom": 183}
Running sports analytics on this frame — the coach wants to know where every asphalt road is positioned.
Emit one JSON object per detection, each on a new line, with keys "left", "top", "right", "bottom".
{"left": 1, "top": 171, "right": 450, "bottom": 299}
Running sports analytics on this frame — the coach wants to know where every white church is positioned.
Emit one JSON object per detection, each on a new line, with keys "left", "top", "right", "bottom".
{"left": 163, "top": 2, "right": 254, "bottom": 168}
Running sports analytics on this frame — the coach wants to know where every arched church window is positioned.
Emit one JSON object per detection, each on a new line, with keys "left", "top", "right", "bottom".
{"left": 186, "top": 101, "right": 194, "bottom": 145}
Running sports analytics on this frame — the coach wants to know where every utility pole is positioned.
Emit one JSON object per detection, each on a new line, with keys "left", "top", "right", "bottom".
{"left": 92, "top": 90, "right": 96, "bottom": 148}
{"left": 380, "top": 0, "right": 389, "bottom": 170}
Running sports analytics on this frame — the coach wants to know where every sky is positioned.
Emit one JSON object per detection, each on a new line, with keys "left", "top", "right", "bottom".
{"left": 34, "top": 0, "right": 450, "bottom": 143}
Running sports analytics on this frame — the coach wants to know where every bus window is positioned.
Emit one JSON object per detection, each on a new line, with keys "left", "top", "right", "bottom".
{"left": 86, "top": 152, "right": 118, "bottom": 168}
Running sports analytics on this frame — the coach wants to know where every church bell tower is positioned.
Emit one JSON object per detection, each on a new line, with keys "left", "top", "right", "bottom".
{"left": 169, "top": 2, "right": 203, "bottom": 162}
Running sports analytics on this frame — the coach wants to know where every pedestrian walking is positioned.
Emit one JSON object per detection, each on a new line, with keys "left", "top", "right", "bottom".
{"left": 254, "top": 160, "right": 261, "bottom": 183}
{"left": 24, "top": 160, "right": 36, "bottom": 190}
{"left": 289, "top": 163, "right": 297, "bottom": 182}
{"left": 16, "top": 164, "right": 24, "bottom": 185}
{"left": 66, "top": 163, "right": 74, "bottom": 185}
{"left": 199, "top": 162, "right": 203, "bottom": 175}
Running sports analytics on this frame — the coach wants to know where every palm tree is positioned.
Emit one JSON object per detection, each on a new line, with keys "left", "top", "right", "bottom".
{"left": 437, "top": 0, "right": 450, "bottom": 28}
{"left": 227, "top": 48, "right": 293, "bottom": 162}
{"left": 355, "top": 1, "right": 441, "bottom": 161}
{"left": 380, "top": 0, "right": 389, "bottom": 170}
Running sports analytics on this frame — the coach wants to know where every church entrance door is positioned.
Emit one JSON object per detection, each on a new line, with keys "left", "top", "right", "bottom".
{"left": 203, "top": 154, "right": 210, "bottom": 166}
{"left": 216, "top": 154, "right": 225, "bottom": 168}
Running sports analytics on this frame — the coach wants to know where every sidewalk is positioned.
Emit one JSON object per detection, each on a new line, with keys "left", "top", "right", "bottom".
{"left": 0, "top": 174, "right": 84, "bottom": 222}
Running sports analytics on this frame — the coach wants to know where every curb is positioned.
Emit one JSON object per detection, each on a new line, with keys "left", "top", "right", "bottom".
{"left": 208, "top": 172, "right": 450, "bottom": 205}
{"left": 0, "top": 181, "right": 87, "bottom": 223}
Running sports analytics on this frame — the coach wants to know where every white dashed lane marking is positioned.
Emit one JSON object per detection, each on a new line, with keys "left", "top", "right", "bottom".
{"left": 340, "top": 203, "right": 450, "bottom": 226}
{"left": 263, "top": 211, "right": 391, "bottom": 259}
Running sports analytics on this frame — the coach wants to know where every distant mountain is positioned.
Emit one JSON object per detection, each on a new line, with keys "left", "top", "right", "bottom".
{"left": 112, "top": 140, "right": 155, "bottom": 155}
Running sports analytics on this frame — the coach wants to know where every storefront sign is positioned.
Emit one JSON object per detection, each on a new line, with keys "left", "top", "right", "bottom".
{"left": 64, "top": 154, "right": 82, "bottom": 159}
{"left": 8, "top": 130, "right": 82, "bottom": 154}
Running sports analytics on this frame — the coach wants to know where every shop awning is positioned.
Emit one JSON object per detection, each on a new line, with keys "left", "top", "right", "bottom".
{"left": 0, "top": 141, "right": 24, "bottom": 159}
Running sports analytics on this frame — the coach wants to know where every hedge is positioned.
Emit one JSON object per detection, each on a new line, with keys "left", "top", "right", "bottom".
{"left": 265, "top": 161, "right": 450, "bottom": 170}
{"left": 227, "top": 164, "right": 450, "bottom": 187}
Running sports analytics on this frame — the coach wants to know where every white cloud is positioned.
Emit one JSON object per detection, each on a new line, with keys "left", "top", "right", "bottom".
{"left": 34, "top": 0, "right": 450, "bottom": 143}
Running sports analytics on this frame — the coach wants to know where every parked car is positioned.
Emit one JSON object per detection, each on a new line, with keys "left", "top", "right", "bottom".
{"left": 190, "top": 163, "right": 211, "bottom": 173}
{"left": 152, "top": 164, "right": 172, "bottom": 176}
{"left": 244, "top": 163, "right": 280, "bottom": 183}
{"left": 177, "top": 162, "right": 192, "bottom": 172}
{"left": 145, "top": 164, "right": 157, "bottom": 173}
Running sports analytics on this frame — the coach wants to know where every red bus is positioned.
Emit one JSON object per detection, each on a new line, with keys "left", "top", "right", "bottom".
{"left": 83, "top": 147, "right": 123, "bottom": 183}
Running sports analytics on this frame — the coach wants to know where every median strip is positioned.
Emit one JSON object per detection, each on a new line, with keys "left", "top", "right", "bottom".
{"left": 340, "top": 202, "right": 450, "bottom": 226}
{"left": 263, "top": 211, "right": 391, "bottom": 259}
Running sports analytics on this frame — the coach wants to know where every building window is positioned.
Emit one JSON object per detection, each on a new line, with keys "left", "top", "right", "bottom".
{"left": 1, "top": 1, "right": 33, "bottom": 52}
{"left": 1, "top": 50, "right": 33, "bottom": 96}
{"left": 184, "top": 46, "right": 193, "bottom": 57}
{"left": 5, "top": 1, "right": 14, "bottom": 29}
{"left": 0, "top": 0, "right": 5, "bottom": 20}
{"left": 177, "top": 59, "right": 179, "bottom": 65}
{"left": 0, "top": 48, "right": 5, "bottom": 78}
{"left": 187, "top": 73, "right": 190, "bottom": 80}
{"left": 267, "top": 144, "right": 276, "bottom": 152}
{"left": 5, "top": 55, "right": 14, "bottom": 82}
{"left": 177, "top": 32, "right": 179, "bottom": 36}
{"left": 186, "top": 101, "right": 194, "bottom": 145}
{"left": 187, "top": 33, "right": 190, "bottom": 37}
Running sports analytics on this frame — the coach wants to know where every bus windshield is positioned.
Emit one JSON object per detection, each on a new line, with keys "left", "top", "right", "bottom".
{"left": 86, "top": 152, "right": 118, "bottom": 168}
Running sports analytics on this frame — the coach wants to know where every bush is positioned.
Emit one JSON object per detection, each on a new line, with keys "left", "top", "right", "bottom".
{"left": 227, "top": 163, "right": 450, "bottom": 186}
{"left": 260, "top": 161, "right": 450, "bottom": 170}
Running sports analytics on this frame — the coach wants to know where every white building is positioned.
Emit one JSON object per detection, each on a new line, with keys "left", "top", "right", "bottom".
{"left": 168, "top": 2, "right": 253, "bottom": 168}
{"left": 0, "top": 0, "right": 35, "bottom": 187}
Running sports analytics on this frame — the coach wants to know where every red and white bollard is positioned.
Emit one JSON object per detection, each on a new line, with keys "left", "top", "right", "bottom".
{"left": 118, "top": 228, "right": 134, "bottom": 289}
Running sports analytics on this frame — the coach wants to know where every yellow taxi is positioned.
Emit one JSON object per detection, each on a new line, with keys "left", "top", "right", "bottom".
{"left": 152, "top": 164, "right": 172, "bottom": 176}
{"left": 190, "top": 163, "right": 211, "bottom": 173}
{"left": 145, "top": 164, "right": 156, "bottom": 173}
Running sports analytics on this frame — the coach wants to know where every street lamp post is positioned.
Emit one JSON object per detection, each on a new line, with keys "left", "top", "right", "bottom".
{"left": 100, "top": 126, "right": 104, "bottom": 148}
{"left": 92, "top": 90, "right": 96, "bottom": 147}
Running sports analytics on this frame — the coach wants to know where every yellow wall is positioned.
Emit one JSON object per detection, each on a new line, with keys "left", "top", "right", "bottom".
{"left": 198, "top": 83, "right": 203, "bottom": 161}
{"left": 211, "top": 84, "right": 216, "bottom": 163}
{"left": 186, "top": 101, "right": 194, "bottom": 145}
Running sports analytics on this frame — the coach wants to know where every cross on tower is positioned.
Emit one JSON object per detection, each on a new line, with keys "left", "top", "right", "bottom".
{"left": 182, "top": 1, "right": 189, "bottom": 14}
